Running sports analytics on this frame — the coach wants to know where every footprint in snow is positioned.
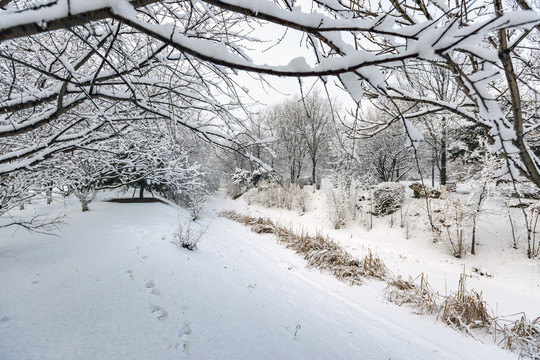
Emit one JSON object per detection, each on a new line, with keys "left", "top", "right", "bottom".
{"left": 145, "top": 281, "right": 159, "bottom": 295}
{"left": 175, "top": 321, "right": 192, "bottom": 357}
{"left": 149, "top": 304, "right": 168, "bottom": 321}
{"left": 139, "top": 255, "right": 149, "bottom": 264}
{"left": 124, "top": 270, "right": 134, "bottom": 280}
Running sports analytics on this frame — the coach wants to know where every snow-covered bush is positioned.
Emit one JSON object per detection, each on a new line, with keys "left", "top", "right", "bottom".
{"left": 246, "top": 183, "right": 310, "bottom": 213}
{"left": 327, "top": 188, "right": 349, "bottom": 229}
{"left": 172, "top": 218, "right": 207, "bottom": 251}
{"left": 229, "top": 167, "right": 277, "bottom": 199}
{"left": 432, "top": 199, "right": 474, "bottom": 258}
{"left": 326, "top": 185, "right": 360, "bottom": 229}
{"left": 232, "top": 167, "right": 272, "bottom": 188}
{"left": 231, "top": 168, "right": 252, "bottom": 188}
{"left": 373, "top": 182, "right": 405, "bottom": 216}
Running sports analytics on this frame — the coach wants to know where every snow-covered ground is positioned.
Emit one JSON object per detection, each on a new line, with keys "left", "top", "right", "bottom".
{"left": 0, "top": 189, "right": 536, "bottom": 359}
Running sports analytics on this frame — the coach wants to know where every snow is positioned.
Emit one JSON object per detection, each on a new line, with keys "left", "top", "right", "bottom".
{"left": 0, "top": 189, "right": 533, "bottom": 359}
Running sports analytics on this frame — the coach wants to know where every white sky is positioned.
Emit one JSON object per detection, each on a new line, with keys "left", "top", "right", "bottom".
{"left": 233, "top": 12, "right": 358, "bottom": 114}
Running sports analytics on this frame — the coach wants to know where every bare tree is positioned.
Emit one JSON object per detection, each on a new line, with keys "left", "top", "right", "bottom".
{"left": 364, "top": 125, "right": 413, "bottom": 183}
{"left": 261, "top": 102, "right": 307, "bottom": 184}
{"left": 297, "top": 92, "right": 334, "bottom": 190}
{"left": 1, "top": 0, "right": 539, "bottom": 234}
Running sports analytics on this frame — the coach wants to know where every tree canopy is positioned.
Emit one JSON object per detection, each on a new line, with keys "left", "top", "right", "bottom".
{"left": 0, "top": 0, "right": 539, "bottom": 186}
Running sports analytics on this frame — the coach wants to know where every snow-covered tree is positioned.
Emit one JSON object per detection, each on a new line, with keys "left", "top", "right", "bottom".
{"left": 363, "top": 123, "right": 413, "bottom": 183}
{"left": 260, "top": 92, "right": 334, "bottom": 187}
{"left": 0, "top": 0, "right": 539, "bottom": 201}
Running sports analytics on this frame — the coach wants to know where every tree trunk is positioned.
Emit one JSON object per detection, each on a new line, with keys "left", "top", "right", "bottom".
{"left": 440, "top": 118, "right": 447, "bottom": 199}
{"left": 311, "top": 159, "right": 317, "bottom": 192}
{"left": 139, "top": 180, "right": 145, "bottom": 199}
{"left": 81, "top": 199, "right": 89, "bottom": 212}
{"left": 471, "top": 217, "right": 477, "bottom": 255}
{"left": 46, "top": 187, "right": 52, "bottom": 204}
{"left": 494, "top": 0, "right": 540, "bottom": 189}
{"left": 431, "top": 149, "right": 435, "bottom": 188}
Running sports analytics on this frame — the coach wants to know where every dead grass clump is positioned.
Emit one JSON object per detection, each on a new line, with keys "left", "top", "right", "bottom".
{"left": 219, "top": 210, "right": 274, "bottom": 233}
{"left": 219, "top": 210, "right": 250, "bottom": 224}
{"left": 361, "top": 250, "right": 388, "bottom": 280}
{"left": 220, "top": 210, "right": 388, "bottom": 285}
{"left": 495, "top": 314, "right": 540, "bottom": 358}
{"left": 247, "top": 217, "right": 274, "bottom": 234}
{"left": 385, "top": 271, "right": 540, "bottom": 357}
{"left": 439, "top": 272, "right": 490, "bottom": 334}
{"left": 385, "top": 273, "right": 439, "bottom": 315}
{"left": 274, "top": 229, "right": 365, "bottom": 285}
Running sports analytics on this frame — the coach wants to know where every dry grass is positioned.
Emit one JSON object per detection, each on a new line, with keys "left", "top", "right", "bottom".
{"left": 361, "top": 250, "right": 389, "bottom": 280}
{"left": 492, "top": 314, "right": 540, "bottom": 358}
{"left": 385, "top": 270, "right": 540, "bottom": 357}
{"left": 219, "top": 210, "right": 388, "bottom": 285}
{"left": 386, "top": 270, "right": 489, "bottom": 332}
{"left": 221, "top": 209, "right": 539, "bottom": 358}
{"left": 438, "top": 272, "right": 490, "bottom": 334}
{"left": 219, "top": 210, "right": 274, "bottom": 233}
{"left": 385, "top": 273, "right": 439, "bottom": 315}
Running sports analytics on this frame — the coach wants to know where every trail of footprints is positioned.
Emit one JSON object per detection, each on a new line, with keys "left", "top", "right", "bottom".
{"left": 175, "top": 321, "right": 192, "bottom": 357}
{"left": 126, "top": 248, "right": 192, "bottom": 357}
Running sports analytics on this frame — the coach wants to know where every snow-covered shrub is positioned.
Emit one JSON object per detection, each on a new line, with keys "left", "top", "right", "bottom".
{"left": 373, "top": 182, "right": 405, "bottom": 216}
{"left": 231, "top": 168, "right": 252, "bottom": 188}
{"left": 229, "top": 167, "right": 277, "bottom": 199}
{"left": 172, "top": 218, "right": 207, "bottom": 251}
{"left": 325, "top": 180, "right": 367, "bottom": 229}
{"left": 246, "top": 184, "right": 310, "bottom": 213}
{"left": 432, "top": 199, "right": 473, "bottom": 258}
{"left": 326, "top": 187, "right": 353, "bottom": 229}
{"left": 180, "top": 184, "right": 210, "bottom": 221}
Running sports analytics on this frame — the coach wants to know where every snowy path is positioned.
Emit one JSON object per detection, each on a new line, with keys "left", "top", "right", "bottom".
{"left": 0, "top": 196, "right": 515, "bottom": 359}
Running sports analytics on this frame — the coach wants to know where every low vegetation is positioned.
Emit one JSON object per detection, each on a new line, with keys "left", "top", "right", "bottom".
{"left": 385, "top": 271, "right": 539, "bottom": 359}
{"left": 222, "top": 194, "right": 540, "bottom": 359}
{"left": 219, "top": 210, "right": 388, "bottom": 284}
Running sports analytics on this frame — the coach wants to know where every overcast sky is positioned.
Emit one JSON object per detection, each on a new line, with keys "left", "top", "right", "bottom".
{"left": 234, "top": 11, "right": 357, "bottom": 114}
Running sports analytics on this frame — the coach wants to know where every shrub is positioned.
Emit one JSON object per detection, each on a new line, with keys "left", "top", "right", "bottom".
{"left": 172, "top": 218, "right": 207, "bottom": 251}
{"left": 246, "top": 183, "right": 310, "bottom": 213}
{"left": 326, "top": 182, "right": 366, "bottom": 229}
{"left": 326, "top": 187, "right": 352, "bottom": 229}
{"left": 432, "top": 199, "right": 473, "bottom": 258}
{"left": 373, "top": 182, "right": 405, "bottom": 216}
